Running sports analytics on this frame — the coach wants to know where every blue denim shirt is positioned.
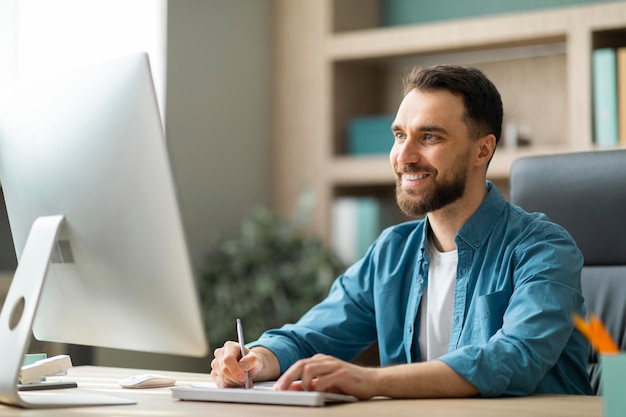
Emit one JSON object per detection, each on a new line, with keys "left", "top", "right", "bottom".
{"left": 250, "top": 183, "right": 592, "bottom": 397}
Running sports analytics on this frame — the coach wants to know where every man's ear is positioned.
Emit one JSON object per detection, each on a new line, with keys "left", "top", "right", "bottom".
{"left": 475, "top": 134, "right": 496, "bottom": 167}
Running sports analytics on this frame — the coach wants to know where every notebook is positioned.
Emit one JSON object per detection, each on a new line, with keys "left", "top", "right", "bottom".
{"left": 171, "top": 384, "right": 358, "bottom": 407}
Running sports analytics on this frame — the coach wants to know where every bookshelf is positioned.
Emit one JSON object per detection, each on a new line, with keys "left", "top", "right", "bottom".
{"left": 272, "top": 0, "right": 626, "bottom": 246}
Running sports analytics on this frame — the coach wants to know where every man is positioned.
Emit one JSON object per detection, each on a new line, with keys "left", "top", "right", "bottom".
{"left": 211, "top": 65, "right": 592, "bottom": 399}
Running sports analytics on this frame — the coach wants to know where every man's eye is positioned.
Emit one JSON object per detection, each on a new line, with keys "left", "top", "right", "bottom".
{"left": 394, "top": 132, "right": 406, "bottom": 141}
{"left": 424, "top": 134, "right": 437, "bottom": 141}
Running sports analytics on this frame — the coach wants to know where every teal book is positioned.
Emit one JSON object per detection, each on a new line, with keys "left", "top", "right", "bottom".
{"left": 348, "top": 115, "right": 395, "bottom": 155}
{"left": 593, "top": 48, "right": 619, "bottom": 146}
{"left": 356, "top": 198, "right": 380, "bottom": 259}
{"left": 332, "top": 196, "right": 401, "bottom": 264}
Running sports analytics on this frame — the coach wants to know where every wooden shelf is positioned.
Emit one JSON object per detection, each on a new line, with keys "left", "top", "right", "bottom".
{"left": 326, "top": 143, "right": 619, "bottom": 189}
{"left": 327, "top": 8, "right": 571, "bottom": 61}
{"left": 329, "top": 156, "right": 392, "bottom": 186}
{"left": 487, "top": 145, "right": 586, "bottom": 179}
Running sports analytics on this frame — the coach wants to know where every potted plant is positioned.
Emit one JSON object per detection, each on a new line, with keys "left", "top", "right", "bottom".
{"left": 197, "top": 194, "right": 345, "bottom": 355}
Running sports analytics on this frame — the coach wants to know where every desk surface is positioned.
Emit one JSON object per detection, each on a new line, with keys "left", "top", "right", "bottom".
{"left": 0, "top": 366, "right": 603, "bottom": 416}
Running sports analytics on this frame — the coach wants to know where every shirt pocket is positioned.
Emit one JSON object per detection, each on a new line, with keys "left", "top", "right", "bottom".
{"left": 474, "top": 290, "right": 510, "bottom": 340}
{"left": 478, "top": 290, "right": 509, "bottom": 319}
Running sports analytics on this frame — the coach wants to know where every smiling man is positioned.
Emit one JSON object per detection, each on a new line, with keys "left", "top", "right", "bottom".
{"left": 210, "top": 65, "right": 593, "bottom": 399}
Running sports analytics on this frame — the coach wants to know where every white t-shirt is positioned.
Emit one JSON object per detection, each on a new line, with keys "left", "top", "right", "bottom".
{"left": 418, "top": 238, "right": 458, "bottom": 361}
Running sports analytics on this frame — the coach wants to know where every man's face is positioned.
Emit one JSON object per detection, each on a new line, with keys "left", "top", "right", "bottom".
{"left": 390, "top": 88, "right": 473, "bottom": 218}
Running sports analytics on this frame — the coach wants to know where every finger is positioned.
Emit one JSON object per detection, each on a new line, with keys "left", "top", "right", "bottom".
{"left": 210, "top": 369, "right": 227, "bottom": 388}
{"left": 274, "top": 359, "right": 306, "bottom": 391}
{"left": 223, "top": 341, "right": 249, "bottom": 382}
{"left": 274, "top": 356, "right": 334, "bottom": 391}
{"left": 211, "top": 358, "right": 240, "bottom": 387}
{"left": 299, "top": 358, "right": 340, "bottom": 391}
{"left": 308, "top": 371, "right": 345, "bottom": 394}
{"left": 284, "top": 380, "right": 306, "bottom": 391}
{"left": 212, "top": 341, "right": 248, "bottom": 386}
{"left": 284, "top": 378, "right": 322, "bottom": 392}
{"left": 239, "top": 351, "right": 257, "bottom": 374}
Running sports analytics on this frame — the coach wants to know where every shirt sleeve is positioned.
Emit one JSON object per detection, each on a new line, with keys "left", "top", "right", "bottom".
{"left": 439, "top": 228, "right": 585, "bottom": 397}
{"left": 247, "top": 253, "right": 379, "bottom": 374}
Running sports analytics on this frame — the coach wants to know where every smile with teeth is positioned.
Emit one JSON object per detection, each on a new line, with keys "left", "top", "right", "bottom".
{"left": 403, "top": 173, "right": 429, "bottom": 181}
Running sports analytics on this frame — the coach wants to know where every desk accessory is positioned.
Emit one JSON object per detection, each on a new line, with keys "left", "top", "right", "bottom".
{"left": 574, "top": 313, "right": 622, "bottom": 417}
{"left": 599, "top": 353, "right": 626, "bottom": 417}
{"left": 19, "top": 355, "right": 73, "bottom": 385}
{"left": 236, "top": 319, "right": 250, "bottom": 389}
{"left": 172, "top": 385, "right": 357, "bottom": 407}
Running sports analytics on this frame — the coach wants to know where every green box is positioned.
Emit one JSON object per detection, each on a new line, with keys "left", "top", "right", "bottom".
{"left": 347, "top": 115, "right": 395, "bottom": 156}
{"left": 600, "top": 353, "right": 626, "bottom": 417}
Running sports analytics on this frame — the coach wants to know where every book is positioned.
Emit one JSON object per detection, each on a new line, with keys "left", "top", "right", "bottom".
{"left": 592, "top": 48, "right": 619, "bottom": 146}
{"left": 348, "top": 115, "right": 395, "bottom": 155}
{"left": 355, "top": 197, "right": 381, "bottom": 259}
{"left": 331, "top": 197, "right": 399, "bottom": 265}
{"left": 330, "top": 197, "right": 358, "bottom": 266}
{"left": 617, "top": 47, "right": 626, "bottom": 145}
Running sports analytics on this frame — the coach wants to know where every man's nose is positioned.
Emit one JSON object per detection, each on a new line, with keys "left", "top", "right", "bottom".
{"left": 395, "top": 138, "right": 421, "bottom": 166}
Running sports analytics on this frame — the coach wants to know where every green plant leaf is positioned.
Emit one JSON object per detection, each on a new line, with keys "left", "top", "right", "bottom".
{"left": 198, "top": 205, "right": 346, "bottom": 355}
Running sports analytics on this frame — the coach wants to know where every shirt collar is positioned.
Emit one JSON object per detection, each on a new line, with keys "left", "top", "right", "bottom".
{"left": 455, "top": 181, "right": 507, "bottom": 250}
{"left": 417, "top": 181, "right": 507, "bottom": 259}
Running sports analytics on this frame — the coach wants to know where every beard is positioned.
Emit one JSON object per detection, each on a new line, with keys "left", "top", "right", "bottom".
{"left": 395, "top": 160, "right": 468, "bottom": 218}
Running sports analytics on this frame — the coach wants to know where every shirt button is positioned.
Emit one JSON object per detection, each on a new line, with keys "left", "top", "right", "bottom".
{"left": 417, "top": 278, "right": 424, "bottom": 284}
{"left": 407, "top": 325, "right": 413, "bottom": 333}
{"left": 474, "top": 242, "right": 480, "bottom": 248}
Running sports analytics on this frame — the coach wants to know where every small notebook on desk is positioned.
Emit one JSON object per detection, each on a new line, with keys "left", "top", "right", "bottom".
{"left": 171, "top": 384, "right": 358, "bottom": 407}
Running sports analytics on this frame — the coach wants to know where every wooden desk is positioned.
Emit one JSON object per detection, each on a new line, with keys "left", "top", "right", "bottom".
{"left": 0, "top": 366, "right": 603, "bottom": 416}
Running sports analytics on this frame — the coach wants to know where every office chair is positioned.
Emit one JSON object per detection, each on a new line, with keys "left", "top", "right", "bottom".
{"left": 509, "top": 149, "right": 626, "bottom": 395}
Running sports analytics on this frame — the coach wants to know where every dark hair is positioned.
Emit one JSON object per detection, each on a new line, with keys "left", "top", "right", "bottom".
{"left": 402, "top": 65, "right": 503, "bottom": 145}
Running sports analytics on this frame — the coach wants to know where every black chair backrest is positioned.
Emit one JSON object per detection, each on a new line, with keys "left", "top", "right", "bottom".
{"left": 509, "top": 150, "right": 626, "bottom": 395}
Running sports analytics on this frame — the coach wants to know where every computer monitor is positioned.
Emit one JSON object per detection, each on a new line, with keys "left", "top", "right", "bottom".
{"left": 0, "top": 53, "right": 208, "bottom": 408}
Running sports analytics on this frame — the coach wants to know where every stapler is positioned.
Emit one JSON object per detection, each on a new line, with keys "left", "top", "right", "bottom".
{"left": 18, "top": 354, "right": 77, "bottom": 390}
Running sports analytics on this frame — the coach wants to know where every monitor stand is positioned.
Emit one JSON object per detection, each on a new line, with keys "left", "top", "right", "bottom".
{"left": 0, "top": 215, "right": 135, "bottom": 408}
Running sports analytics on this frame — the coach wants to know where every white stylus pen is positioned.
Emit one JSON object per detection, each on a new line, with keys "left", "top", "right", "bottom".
{"left": 236, "top": 318, "right": 251, "bottom": 389}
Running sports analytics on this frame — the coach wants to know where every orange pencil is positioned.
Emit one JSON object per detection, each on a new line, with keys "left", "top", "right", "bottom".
{"left": 573, "top": 313, "right": 620, "bottom": 354}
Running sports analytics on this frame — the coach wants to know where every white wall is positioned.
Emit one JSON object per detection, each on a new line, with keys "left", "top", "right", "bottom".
{"left": 164, "top": 0, "right": 272, "bottom": 273}
{"left": 12, "top": 0, "right": 168, "bottom": 121}
{"left": 0, "top": 0, "right": 17, "bottom": 89}
{"left": 97, "top": 0, "right": 273, "bottom": 371}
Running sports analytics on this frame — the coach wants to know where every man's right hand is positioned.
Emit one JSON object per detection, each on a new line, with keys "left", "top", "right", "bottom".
{"left": 210, "top": 342, "right": 280, "bottom": 388}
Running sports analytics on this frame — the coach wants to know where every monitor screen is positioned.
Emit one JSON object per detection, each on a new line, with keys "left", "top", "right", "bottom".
{"left": 0, "top": 54, "right": 208, "bottom": 362}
